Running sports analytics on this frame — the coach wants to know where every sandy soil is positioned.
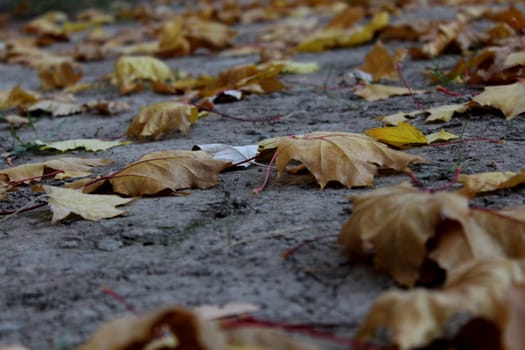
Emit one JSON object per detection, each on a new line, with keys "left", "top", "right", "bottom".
{"left": 1, "top": 3, "right": 525, "bottom": 350}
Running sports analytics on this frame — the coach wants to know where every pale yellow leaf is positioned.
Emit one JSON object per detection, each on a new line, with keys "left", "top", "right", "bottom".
{"left": 44, "top": 185, "right": 133, "bottom": 222}
{"left": 424, "top": 103, "right": 469, "bottom": 123}
{"left": 37, "top": 139, "right": 128, "bottom": 152}
{"left": 376, "top": 110, "right": 419, "bottom": 126}
{"left": 115, "top": 56, "right": 173, "bottom": 95}
{"left": 459, "top": 171, "right": 517, "bottom": 194}
{"left": 364, "top": 122, "right": 428, "bottom": 148}
{"left": 271, "top": 60, "right": 319, "bottom": 74}
{"left": 425, "top": 129, "right": 459, "bottom": 143}
{"left": 471, "top": 82, "right": 525, "bottom": 119}
{"left": 26, "top": 99, "right": 83, "bottom": 117}
{"left": 355, "top": 83, "right": 424, "bottom": 102}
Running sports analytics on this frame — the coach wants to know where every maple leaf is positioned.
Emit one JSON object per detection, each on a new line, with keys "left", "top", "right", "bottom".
{"left": 126, "top": 102, "right": 198, "bottom": 140}
{"left": 264, "top": 132, "right": 426, "bottom": 189}
{"left": 357, "top": 258, "right": 525, "bottom": 349}
{"left": 44, "top": 185, "right": 133, "bottom": 223}
{"left": 470, "top": 82, "right": 525, "bottom": 119}
{"left": 37, "top": 57, "right": 83, "bottom": 89}
{"left": 354, "top": 83, "right": 424, "bottom": 102}
{"left": 425, "top": 129, "right": 459, "bottom": 143}
{"left": 36, "top": 139, "right": 128, "bottom": 152}
{"left": 364, "top": 122, "right": 428, "bottom": 148}
{"left": 424, "top": 103, "right": 468, "bottom": 123}
{"left": 0, "top": 158, "right": 111, "bottom": 182}
{"left": 115, "top": 56, "right": 174, "bottom": 95}
{"left": 356, "top": 41, "right": 405, "bottom": 82}
{"left": 91, "top": 150, "right": 228, "bottom": 196}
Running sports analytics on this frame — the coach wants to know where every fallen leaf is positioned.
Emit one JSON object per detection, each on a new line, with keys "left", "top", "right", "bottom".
{"left": 4, "top": 115, "right": 30, "bottom": 128}
{"left": 44, "top": 185, "right": 133, "bottom": 222}
{"left": 425, "top": 129, "right": 459, "bottom": 143}
{"left": 26, "top": 99, "right": 84, "bottom": 117}
{"left": 115, "top": 56, "right": 174, "bottom": 95}
{"left": 195, "top": 302, "right": 260, "bottom": 320}
{"left": 354, "top": 83, "right": 424, "bottom": 102}
{"left": 364, "top": 122, "right": 429, "bottom": 148}
{"left": 424, "top": 103, "right": 469, "bottom": 123}
{"left": 85, "top": 100, "right": 130, "bottom": 115}
{"left": 37, "top": 57, "right": 83, "bottom": 89}
{"left": 357, "top": 258, "right": 525, "bottom": 349}
{"left": 272, "top": 60, "right": 320, "bottom": 74}
{"left": 37, "top": 139, "right": 128, "bottom": 152}
{"left": 192, "top": 144, "right": 258, "bottom": 168}
{"left": 126, "top": 102, "right": 198, "bottom": 139}
{"left": 0, "top": 158, "right": 111, "bottom": 182}
{"left": 458, "top": 169, "right": 525, "bottom": 194}
{"left": 266, "top": 132, "right": 426, "bottom": 189}
{"left": 0, "top": 85, "right": 41, "bottom": 110}
{"left": 92, "top": 150, "right": 228, "bottom": 196}
{"left": 338, "top": 182, "right": 471, "bottom": 286}
{"left": 470, "top": 82, "right": 525, "bottom": 119}
{"left": 499, "top": 283, "right": 525, "bottom": 350}
{"left": 377, "top": 110, "right": 419, "bottom": 126}
{"left": 0, "top": 174, "right": 7, "bottom": 201}
{"left": 356, "top": 40, "right": 405, "bottom": 81}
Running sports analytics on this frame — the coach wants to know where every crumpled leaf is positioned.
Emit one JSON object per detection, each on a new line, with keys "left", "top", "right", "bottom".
{"left": 26, "top": 99, "right": 84, "bottom": 117}
{"left": 354, "top": 83, "right": 424, "bottom": 102}
{"left": 115, "top": 56, "right": 174, "bottom": 95}
{"left": 44, "top": 185, "right": 133, "bottom": 223}
{"left": 357, "top": 258, "right": 525, "bottom": 349}
{"left": 356, "top": 41, "right": 405, "bottom": 82}
{"left": 37, "top": 57, "right": 83, "bottom": 89}
{"left": 459, "top": 169, "right": 525, "bottom": 194}
{"left": 470, "top": 82, "right": 525, "bottom": 119}
{"left": 338, "top": 182, "right": 472, "bottom": 286}
{"left": 425, "top": 129, "right": 459, "bottom": 143}
{"left": 192, "top": 144, "right": 258, "bottom": 168}
{"left": 89, "top": 150, "right": 228, "bottom": 196}
{"left": 126, "top": 102, "right": 198, "bottom": 139}
{"left": 365, "top": 122, "right": 428, "bottom": 148}
{"left": 0, "top": 157, "right": 111, "bottom": 182}
{"left": 36, "top": 139, "right": 128, "bottom": 152}
{"left": 264, "top": 132, "right": 426, "bottom": 189}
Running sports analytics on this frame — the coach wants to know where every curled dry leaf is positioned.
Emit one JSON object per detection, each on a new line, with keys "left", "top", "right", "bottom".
{"left": 90, "top": 150, "right": 228, "bottom": 196}
{"left": 26, "top": 99, "right": 84, "bottom": 117}
{"left": 424, "top": 103, "right": 468, "bottom": 123}
{"left": 0, "top": 157, "right": 111, "bottom": 182}
{"left": 44, "top": 185, "right": 133, "bottom": 223}
{"left": 263, "top": 132, "right": 426, "bottom": 189}
{"left": 470, "top": 82, "right": 525, "bottom": 119}
{"left": 364, "top": 122, "right": 428, "bottom": 148}
{"left": 459, "top": 171, "right": 519, "bottom": 194}
{"left": 354, "top": 83, "right": 424, "bottom": 102}
{"left": 37, "top": 57, "right": 83, "bottom": 89}
{"left": 126, "top": 102, "right": 198, "bottom": 139}
{"left": 357, "top": 258, "right": 525, "bottom": 350}
{"left": 115, "top": 56, "right": 173, "bottom": 94}
{"left": 37, "top": 139, "right": 128, "bottom": 152}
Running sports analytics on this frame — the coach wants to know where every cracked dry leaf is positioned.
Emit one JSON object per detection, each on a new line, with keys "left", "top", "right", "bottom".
{"left": 459, "top": 168, "right": 525, "bottom": 195}
{"left": 471, "top": 82, "right": 525, "bottom": 119}
{"left": 364, "top": 122, "right": 428, "bottom": 148}
{"left": 126, "top": 102, "right": 198, "bottom": 139}
{"left": 357, "top": 258, "right": 525, "bottom": 350}
{"left": 356, "top": 41, "right": 405, "bottom": 82}
{"left": 338, "top": 182, "right": 472, "bottom": 286}
{"left": 37, "top": 57, "right": 83, "bottom": 89}
{"left": 269, "top": 132, "right": 426, "bottom": 189}
{"left": 37, "top": 139, "right": 128, "bottom": 152}
{"left": 96, "top": 150, "right": 228, "bottom": 196}
{"left": 0, "top": 158, "right": 111, "bottom": 182}
{"left": 354, "top": 83, "right": 424, "bottom": 102}
{"left": 44, "top": 185, "right": 133, "bottom": 223}
{"left": 115, "top": 56, "right": 173, "bottom": 95}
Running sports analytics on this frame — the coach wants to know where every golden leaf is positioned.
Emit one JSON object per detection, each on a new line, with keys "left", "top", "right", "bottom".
{"left": 358, "top": 258, "right": 525, "bottom": 349}
{"left": 126, "top": 102, "right": 198, "bottom": 139}
{"left": 96, "top": 150, "right": 228, "bottom": 196}
{"left": 459, "top": 168, "right": 525, "bottom": 195}
{"left": 471, "top": 82, "right": 525, "bottom": 119}
{"left": 425, "top": 129, "right": 459, "bottom": 143}
{"left": 0, "top": 158, "right": 111, "bottom": 182}
{"left": 338, "top": 182, "right": 471, "bottom": 286}
{"left": 37, "top": 57, "right": 83, "bottom": 89}
{"left": 269, "top": 132, "right": 426, "bottom": 189}
{"left": 357, "top": 41, "right": 404, "bottom": 81}
{"left": 364, "top": 122, "right": 428, "bottom": 148}
{"left": 354, "top": 83, "right": 424, "bottom": 102}
{"left": 44, "top": 185, "right": 133, "bottom": 223}
{"left": 157, "top": 16, "right": 190, "bottom": 57}
{"left": 0, "top": 85, "right": 41, "bottom": 110}
{"left": 185, "top": 18, "right": 236, "bottom": 52}
{"left": 115, "top": 56, "right": 173, "bottom": 95}
{"left": 37, "top": 139, "right": 128, "bottom": 152}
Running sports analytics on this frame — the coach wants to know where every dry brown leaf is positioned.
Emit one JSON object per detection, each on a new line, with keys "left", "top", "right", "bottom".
{"left": 0, "top": 174, "right": 7, "bottom": 201}
{"left": 354, "top": 83, "right": 424, "bottom": 102}
{"left": 185, "top": 18, "right": 236, "bottom": 52}
{"left": 0, "top": 85, "right": 41, "bottom": 110}
{"left": 157, "top": 16, "right": 190, "bottom": 57}
{"left": 499, "top": 283, "right": 525, "bottom": 350}
{"left": 357, "top": 41, "right": 405, "bottom": 81}
{"left": 459, "top": 171, "right": 518, "bottom": 194}
{"left": 470, "top": 82, "right": 525, "bottom": 119}
{"left": 4, "top": 115, "right": 30, "bottom": 128}
{"left": 115, "top": 56, "right": 174, "bottom": 95}
{"left": 338, "top": 182, "right": 471, "bottom": 286}
{"left": 126, "top": 102, "right": 198, "bottom": 139}
{"left": 91, "top": 150, "right": 228, "bottom": 196}
{"left": 23, "top": 11, "right": 69, "bottom": 45}
{"left": 26, "top": 99, "right": 84, "bottom": 117}
{"left": 268, "top": 132, "right": 426, "bottom": 189}
{"left": 37, "top": 57, "right": 83, "bottom": 89}
{"left": 357, "top": 258, "right": 525, "bottom": 350}
{"left": 85, "top": 100, "right": 130, "bottom": 115}
{"left": 0, "top": 158, "right": 111, "bottom": 182}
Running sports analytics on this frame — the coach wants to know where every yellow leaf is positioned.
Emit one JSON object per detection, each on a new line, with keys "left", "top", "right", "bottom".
{"left": 115, "top": 56, "right": 173, "bottom": 95}
{"left": 90, "top": 150, "right": 228, "bottom": 196}
{"left": 271, "top": 60, "right": 319, "bottom": 74}
{"left": 424, "top": 103, "right": 469, "bottom": 123}
{"left": 44, "top": 185, "right": 133, "bottom": 222}
{"left": 355, "top": 83, "right": 424, "bottom": 102}
{"left": 0, "top": 85, "right": 41, "bottom": 110}
{"left": 471, "top": 82, "right": 525, "bottom": 119}
{"left": 157, "top": 16, "right": 190, "bottom": 57}
{"left": 425, "top": 129, "right": 459, "bottom": 143}
{"left": 37, "top": 57, "right": 83, "bottom": 89}
{"left": 126, "top": 102, "right": 198, "bottom": 139}
{"left": 376, "top": 110, "right": 419, "bottom": 126}
{"left": 459, "top": 168, "right": 525, "bottom": 194}
{"left": 37, "top": 139, "right": 128, "bottom": 152}
{"left": 267, "top": 132, "right": 426, "bottom": 189}
{"left": 358, "top": 258, "right": 525, "bottom": 349}
{"left": 364, "top": 122, "right": 428, "bottom": 148}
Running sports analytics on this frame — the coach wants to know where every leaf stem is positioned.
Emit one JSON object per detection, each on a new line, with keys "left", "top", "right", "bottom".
{"left": 253, "top": 150, "right": 279, "bottom": 194}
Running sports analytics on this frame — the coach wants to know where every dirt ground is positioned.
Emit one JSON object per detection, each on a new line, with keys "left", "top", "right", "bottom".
{"left": 1, "top": 3, "right": 525, "bottom": 350}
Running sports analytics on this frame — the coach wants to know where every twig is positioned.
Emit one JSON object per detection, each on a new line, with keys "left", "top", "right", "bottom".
{"left": 253, "top": 150, "right": 279, "bottom": 194}
{"left": 396, "top": 63, "right": 424, "bottom": 112}
{"left": 101, "top": 287, "right": 139, "bottom": 315}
